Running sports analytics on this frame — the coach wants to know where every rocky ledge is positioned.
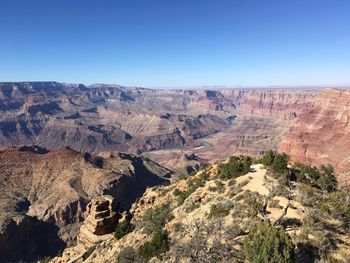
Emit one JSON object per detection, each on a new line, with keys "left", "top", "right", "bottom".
{"left": 52, "top": 195, "right": 119, "bottom": 263}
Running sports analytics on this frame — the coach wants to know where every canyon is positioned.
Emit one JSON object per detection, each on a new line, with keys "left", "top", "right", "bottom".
{"left": 1, "top": 82, "right": 350, "bottom": 261}
{"left": 0, "top": 82, "right": 320, "bottom": 166}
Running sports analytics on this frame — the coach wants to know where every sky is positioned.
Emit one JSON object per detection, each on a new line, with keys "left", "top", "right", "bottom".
{"left": 0, "top": 0, "right": 350, "bottom": 87}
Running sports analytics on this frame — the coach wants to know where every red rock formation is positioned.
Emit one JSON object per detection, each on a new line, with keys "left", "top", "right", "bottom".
{"left": 281, "top": 88, "right": 350, "bottom": 180}
{"left": 236, "top": 89, "right": 317, "bottom": 119}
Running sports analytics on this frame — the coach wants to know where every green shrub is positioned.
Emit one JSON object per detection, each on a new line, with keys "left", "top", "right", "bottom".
{"left": 115, "top": 220, "right": 135, "bottom": 239}
{"left": 218, "top": 155, "right": 252, "bottom": 180}
{"left": 208, "top": 201, "right": 233, "bottom": 218}
{"left": 174, "top": 172, "right": 209, "bottom": 204}
{"left": 117, "top": 247, "right": 145, "bottom": 263}
{"left": 243, "top": 222, "right": 295, "bottom": 263}
{"left": 141, "top": 204, "right": 173, "bottom": 234}
{"left": 271, "top": 153, "right": 289, "bottom": 174}
{"left": 324, "top": 191, "right": 350, "bottom": 230}
{"left": 317, "top": 165, "right": 337, "bottom": 192}
{"left": 139, "top": 230, "right": 170, "bottom": 260}
{"left": 262, "top": 150, "right": 275, "bottom": 166}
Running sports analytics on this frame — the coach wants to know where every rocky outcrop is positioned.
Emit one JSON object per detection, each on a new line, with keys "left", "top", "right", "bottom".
{"left": 77, "top": 196, "right": 117, "bottom": 250}
{"left": 51, "top": 196, "right": 119, "bottom": 263}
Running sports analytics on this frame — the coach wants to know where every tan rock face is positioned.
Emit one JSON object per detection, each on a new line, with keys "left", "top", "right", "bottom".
{"left": 50, "top": 196, "right": 119, "bottom": 263}
{"left": 281, "top": 88, "right": 350, "bottom": 182}
{"left": 83, "top": 196, "right": 117, "bottom": 236}
{"left": 77, "top": 196, "right": 118, "bottom": 250}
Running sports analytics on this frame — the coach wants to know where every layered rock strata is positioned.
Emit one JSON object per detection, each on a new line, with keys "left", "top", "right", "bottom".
{"left": 51, "top": 196, "right": 119, "bottom": 263}
{"left": 281, "top": 88, "right": 350, "bottom": 180}
{"left": 77, "top": 196, "right": 118, "bottom": 250}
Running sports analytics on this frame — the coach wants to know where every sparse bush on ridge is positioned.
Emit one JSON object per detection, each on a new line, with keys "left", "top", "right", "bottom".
{"left": 209, "top": 179, "right": 226, "bottom": 192}
{"left": 173, "top": 171, "right": 209, "bottom": 204}
{"left": 291, "top": 162, "right": 337, "bottom": 192}
{"left": 209, "top": 200, "right": 234, "bottom": 218}
{"left": 243, "top": 191, "right": 266, "bottom": 218}
{"left": 115, "top": 219, "right": 135, "bottom": 240}
{"left": 128, "top": 152, "right": 347, "bottom": 263}
{"left": 261, "top": 150, "right": 289, "bottom": 175}
{"left": 140, "top": 204, "right": 173, "bottom": 234}
{"left": 320, "top": 190, "right": 350, "bottom": 230}
{"left": 271, "top": 153, "right": 289, "bottom": 174}
{"left": 243, "top": 222, "right": 295, "bottom": 263}
{"left": 228, "top": 178, "right": 236, "bottom": 186}
{"left": 262, "top": 151, "right": 338, "bottom": 194}
{"left": 138, "top": 229, "right": 170, "bottom": 260}
{"left": 218, "top": 155, "right": 252, "bottom": 180}
{"left": 262, "top": 150, "right": 275, "bottom": 166}
{"left": 117, "top": 247, "right": 145, "bottom": 263}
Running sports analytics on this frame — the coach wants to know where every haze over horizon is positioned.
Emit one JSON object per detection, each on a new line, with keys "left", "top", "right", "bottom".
{"left": 1, "top": 0, "right": 350, "bottom": 87}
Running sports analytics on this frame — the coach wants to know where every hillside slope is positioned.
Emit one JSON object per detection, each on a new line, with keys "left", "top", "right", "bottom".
{"left": 51, "top": 154, "right": 350, "bottom": 263}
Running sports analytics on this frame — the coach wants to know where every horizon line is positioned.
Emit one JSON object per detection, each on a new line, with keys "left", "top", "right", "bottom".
{"left": 1, "top": 80, "right": 350, "bottom": 90}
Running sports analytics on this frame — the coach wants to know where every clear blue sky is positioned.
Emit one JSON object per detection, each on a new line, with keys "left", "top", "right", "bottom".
{"left": 1, "top": 0, "right": 350, "bottom": 87}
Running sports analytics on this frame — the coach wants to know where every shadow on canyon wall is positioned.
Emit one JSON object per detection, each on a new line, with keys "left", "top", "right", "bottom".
{"left": 0, "top": 216, "right": 66, "bottom": 263}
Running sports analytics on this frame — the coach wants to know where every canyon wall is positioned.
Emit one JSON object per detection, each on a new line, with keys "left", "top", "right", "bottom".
{"left": 281, "top": 88, "right": 350, "bottom": 178}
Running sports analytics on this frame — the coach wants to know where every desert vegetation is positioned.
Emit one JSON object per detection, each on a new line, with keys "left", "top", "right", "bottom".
{"left": 218, "top": 155, "right": 252, "bottom": 180}
{"left": 243, "top": 222, "right": 295, "bottom": 263}
{"left": 54, "top": 151, "right": 350, "bottom": 263}
{"left": 114, "top": 219, "right": 135, "bottom": 240}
